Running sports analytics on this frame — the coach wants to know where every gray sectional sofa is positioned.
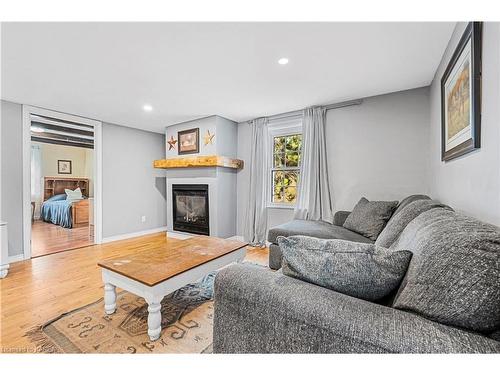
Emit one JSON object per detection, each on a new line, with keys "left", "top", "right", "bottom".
{"left": 213, "top": 195, "right": 500, "bottom": 353}
{"left": 267, "top": 194, "right": 430, "bottom": 270}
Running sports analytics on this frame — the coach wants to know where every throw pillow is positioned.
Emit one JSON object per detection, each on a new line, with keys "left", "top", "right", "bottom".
{"left": 65, "top": 187, "right": 83, "bottom": 203}
{"left": 278, "top": 235, "right": 412, "bottom": 301}
{"left": 343, "top": 197, "right": 398, "bottom": 240}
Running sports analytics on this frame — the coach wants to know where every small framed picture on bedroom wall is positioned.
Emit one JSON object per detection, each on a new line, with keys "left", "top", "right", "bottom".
{"left": 58, "top": 160, "right": 72, "bottom": 174}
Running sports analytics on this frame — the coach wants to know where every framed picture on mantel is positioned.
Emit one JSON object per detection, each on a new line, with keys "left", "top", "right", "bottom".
{"left": 178, "top": 128, "right": 199, "bottom": 155}
{"left": 441, "top": 22, "right": 482, "bottom": 162}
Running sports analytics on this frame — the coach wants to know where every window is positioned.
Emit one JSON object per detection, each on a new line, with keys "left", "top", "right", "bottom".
{"left": 271, "top": 133, "right": 302, "bottom": 205}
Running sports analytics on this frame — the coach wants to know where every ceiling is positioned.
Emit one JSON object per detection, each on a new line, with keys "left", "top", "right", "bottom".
{"left": 1, "top": 22, "right": 455, "bottom": 133}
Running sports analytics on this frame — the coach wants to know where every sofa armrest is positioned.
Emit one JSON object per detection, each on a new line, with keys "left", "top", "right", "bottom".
{"left": 333, "top": 210, "right": 351, "bottom": 226}
{"left": 213, "top": 264, "right": 500, "bottom": 353}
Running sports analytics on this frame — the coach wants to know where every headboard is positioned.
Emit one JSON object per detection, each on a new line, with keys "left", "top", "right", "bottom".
{"left": 43, "top": 177, "right": 89, "bottom": 201}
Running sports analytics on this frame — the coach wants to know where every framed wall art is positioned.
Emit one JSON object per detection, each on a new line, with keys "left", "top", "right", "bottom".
{"left": 441, "top": 22, "right": 482, "bottom": 162}
{"left": 178, "top": 128, "right": 199, "bottom": 155}
{"left": 57, "top": 160, "right": 72, "bottom": 174}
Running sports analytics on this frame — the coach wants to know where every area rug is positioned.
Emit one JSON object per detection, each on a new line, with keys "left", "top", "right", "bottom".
{"left": 25, "top": 273, "right": 217, "bottom": 353}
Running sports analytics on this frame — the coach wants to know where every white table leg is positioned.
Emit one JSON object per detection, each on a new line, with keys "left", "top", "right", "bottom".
{"left": 146, "top": 298, "right": 162, "bottom": 341}
{"left": 0, "top": 264, "right": 9, "bottom": 279}
{"left": 104, "top": 283, "right": 116, "bottom": 314}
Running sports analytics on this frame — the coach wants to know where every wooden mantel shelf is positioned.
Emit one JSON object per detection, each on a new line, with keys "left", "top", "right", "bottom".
{"left": 153, "top": 155, "right": 244, "bottom": 170}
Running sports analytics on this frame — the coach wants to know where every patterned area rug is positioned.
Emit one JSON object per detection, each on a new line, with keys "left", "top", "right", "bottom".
{"left": 25, "top": 273, "right": 217, "bottom": 353}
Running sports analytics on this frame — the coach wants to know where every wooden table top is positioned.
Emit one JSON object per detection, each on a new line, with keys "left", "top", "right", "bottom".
{"left": 97, "top": 236, "right": 247, "bottom": 286}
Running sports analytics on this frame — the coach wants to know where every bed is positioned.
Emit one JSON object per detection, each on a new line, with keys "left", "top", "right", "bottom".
{"left": 40, "top": 194, "right": 89, "bottom": 229}
{"left": 41, "top": 177, "right": 90, "bottom": 228}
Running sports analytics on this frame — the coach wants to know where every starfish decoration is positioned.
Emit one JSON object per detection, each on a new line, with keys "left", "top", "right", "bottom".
{"left": 167, "top": 135, "right": 177, "bottom": 150}
{"left": 203, "top": 130, "right": 215, "bottom": 146}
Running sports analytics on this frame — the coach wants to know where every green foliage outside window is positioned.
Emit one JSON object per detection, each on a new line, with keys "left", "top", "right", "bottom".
{"left": 272, "top": 134, "right": 302, "bottom": 203}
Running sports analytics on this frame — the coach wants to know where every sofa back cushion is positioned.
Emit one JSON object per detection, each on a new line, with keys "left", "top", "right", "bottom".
{"left": 391, "top": 194, "right": 430, "bottom": 218}
{"left": 278, "top": 235, "right": 412, "bottom": 302}
{"left": 391, "top": 208, "right": 500, "bottom": 333}
{"left": 343, "top": 197, "right": 398, "bottom": 240}
{"left": 375, "top": 199, "right": 452, "bottom": 248}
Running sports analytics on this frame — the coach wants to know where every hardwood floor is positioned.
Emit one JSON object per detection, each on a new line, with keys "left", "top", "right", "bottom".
{"left": 31, "top": 220, "right": 93, "bottom": 258}
{"left": 0, "top": 233, "right": 268, "bottom": 353}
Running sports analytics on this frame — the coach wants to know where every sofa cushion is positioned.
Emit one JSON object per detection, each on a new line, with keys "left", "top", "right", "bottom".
{"left": 278, "top": 236, "right": 412, "bottom": 301}
{"left": 391, "top": 194, "right": 431, "bottom": 218}
{"left": 391, "top": 208, "right": 500, "bottom": 333}
{"left": 267, "top": 219, "right": 373, "bottom": 245}
{"left": 268, "top": 243, "right": 283, "bottom": 270}
{"left": 333, "top": 210, "right": 351, "bottom": 226}
{"left": 343, "top": 197, "right": 398, "bottom": 240}
{"left": 375, "top": 199, "right": 452, "bottom": 248}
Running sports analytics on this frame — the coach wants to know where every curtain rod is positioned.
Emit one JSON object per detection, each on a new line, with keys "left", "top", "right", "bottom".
{"left": 263, "top": 98, "right": 363, "bottom": 122}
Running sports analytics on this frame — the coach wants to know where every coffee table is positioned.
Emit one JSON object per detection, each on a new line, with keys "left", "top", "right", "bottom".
{"left": 97, "top": 236, "right": 247, "bottom": 341}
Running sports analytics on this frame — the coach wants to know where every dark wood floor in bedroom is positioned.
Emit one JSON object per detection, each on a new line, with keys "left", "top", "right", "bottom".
{"left": 31, "top": 220, "right": 94, "bottom": 258}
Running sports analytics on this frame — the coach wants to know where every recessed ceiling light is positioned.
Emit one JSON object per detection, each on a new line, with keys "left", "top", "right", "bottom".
{"left": 31, "top": 126, "right": 45, "bottom": 133}
{"left": 278, "top": 58, "right": 289, "bottom": 65}
{"left": 143, "top": 104, "right": 153, "bottom": 112}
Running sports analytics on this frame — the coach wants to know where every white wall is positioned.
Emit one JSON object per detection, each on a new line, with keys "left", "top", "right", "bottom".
{"left": 34, "top": 142, "right": 90, "bottom": 178}
{"left": 1, "top": 100, "right": 23, "bottom": 256}
{"left": 215, "top": 116, "right": 238, "bottom": 157}
{"left": 102, "top": 123, "right": 167, "bottom": 238}
{"left": 165, "top": 115, "right": 238, "bottom": 158}
{"left": 429, "top": 22, "right": 500, "bottom": 226}
{"left": 328, "top": 87, "right": 430, "bottom": 211}
{"left": 236, "top": 120, "right": 252, "bottom": 235}
{"left": 166, "top": 116, "right": 217, "bottom": 158}
{"left": 236, "top": 87, "right": 431, "bottom": 236}
{"left": 84, "top": 149, "right": 94, "bottom": 197}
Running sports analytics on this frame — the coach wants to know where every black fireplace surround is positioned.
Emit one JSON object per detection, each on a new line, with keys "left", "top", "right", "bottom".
{"left": 172, "top": 184, "right": 209, "bottom": 235}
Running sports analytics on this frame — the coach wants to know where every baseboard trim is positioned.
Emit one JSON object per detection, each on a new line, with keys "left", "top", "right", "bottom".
{"left": 8, "top": 254, "right": 25, "bottom": 264}
{"left": 102, "top": 226, "right": 168, "bottom": 244}
{"left": 226, "top": 235, "right": 244, "bottom": 242}
{"left": 166, "top": 231, "right": 193, "bottom": 240}
{"left": 227, "top": 235, "right": 269, "bottom": 247}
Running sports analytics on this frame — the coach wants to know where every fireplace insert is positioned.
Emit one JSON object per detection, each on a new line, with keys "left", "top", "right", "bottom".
{"left": 172, "top": 184, "right": 209, "bottom": 235}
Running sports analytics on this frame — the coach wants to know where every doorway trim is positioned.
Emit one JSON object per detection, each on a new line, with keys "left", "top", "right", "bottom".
{"left": 22, "top": 105, "right": 103, "bottom": 259}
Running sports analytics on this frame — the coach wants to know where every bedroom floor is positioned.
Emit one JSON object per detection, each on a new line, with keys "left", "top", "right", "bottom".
{"left": 31, "top": 220, "right": 93, "bottom": 258}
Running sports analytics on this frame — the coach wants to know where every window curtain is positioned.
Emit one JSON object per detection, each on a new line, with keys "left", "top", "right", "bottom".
{"left": 243, "top": 118, "right": 269, "bottom": 246}
{"left": 294, "top": 107, "right": 334, "bottom": 223}
{"left": 31, "top": 144, "right": 43, "bottom": 219}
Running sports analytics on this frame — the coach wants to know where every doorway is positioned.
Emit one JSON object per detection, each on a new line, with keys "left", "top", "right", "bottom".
{"left": 22, "top": 106, "right": 102, "bottom": 259}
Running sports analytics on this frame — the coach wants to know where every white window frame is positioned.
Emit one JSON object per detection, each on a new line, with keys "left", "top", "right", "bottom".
{"left": 267, "top": 117, "right": 303, "bottom": 209}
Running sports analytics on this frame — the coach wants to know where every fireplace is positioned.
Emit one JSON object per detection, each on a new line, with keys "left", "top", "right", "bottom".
{"left": 172, "top": 184, "right": 209, "bottom": 235}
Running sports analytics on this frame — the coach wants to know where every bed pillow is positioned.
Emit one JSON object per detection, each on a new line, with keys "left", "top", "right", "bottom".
{"left": 65, "top": 188, "right": 83, "bottom": 203}
{"left": 278, "top": 235, "right": 412, "bottom": 301}
{"left": 343, "top": 197, "right": 398, "bottom": 240}
{"left": 45, "top": 193, "right": 67, "bottom": 202}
